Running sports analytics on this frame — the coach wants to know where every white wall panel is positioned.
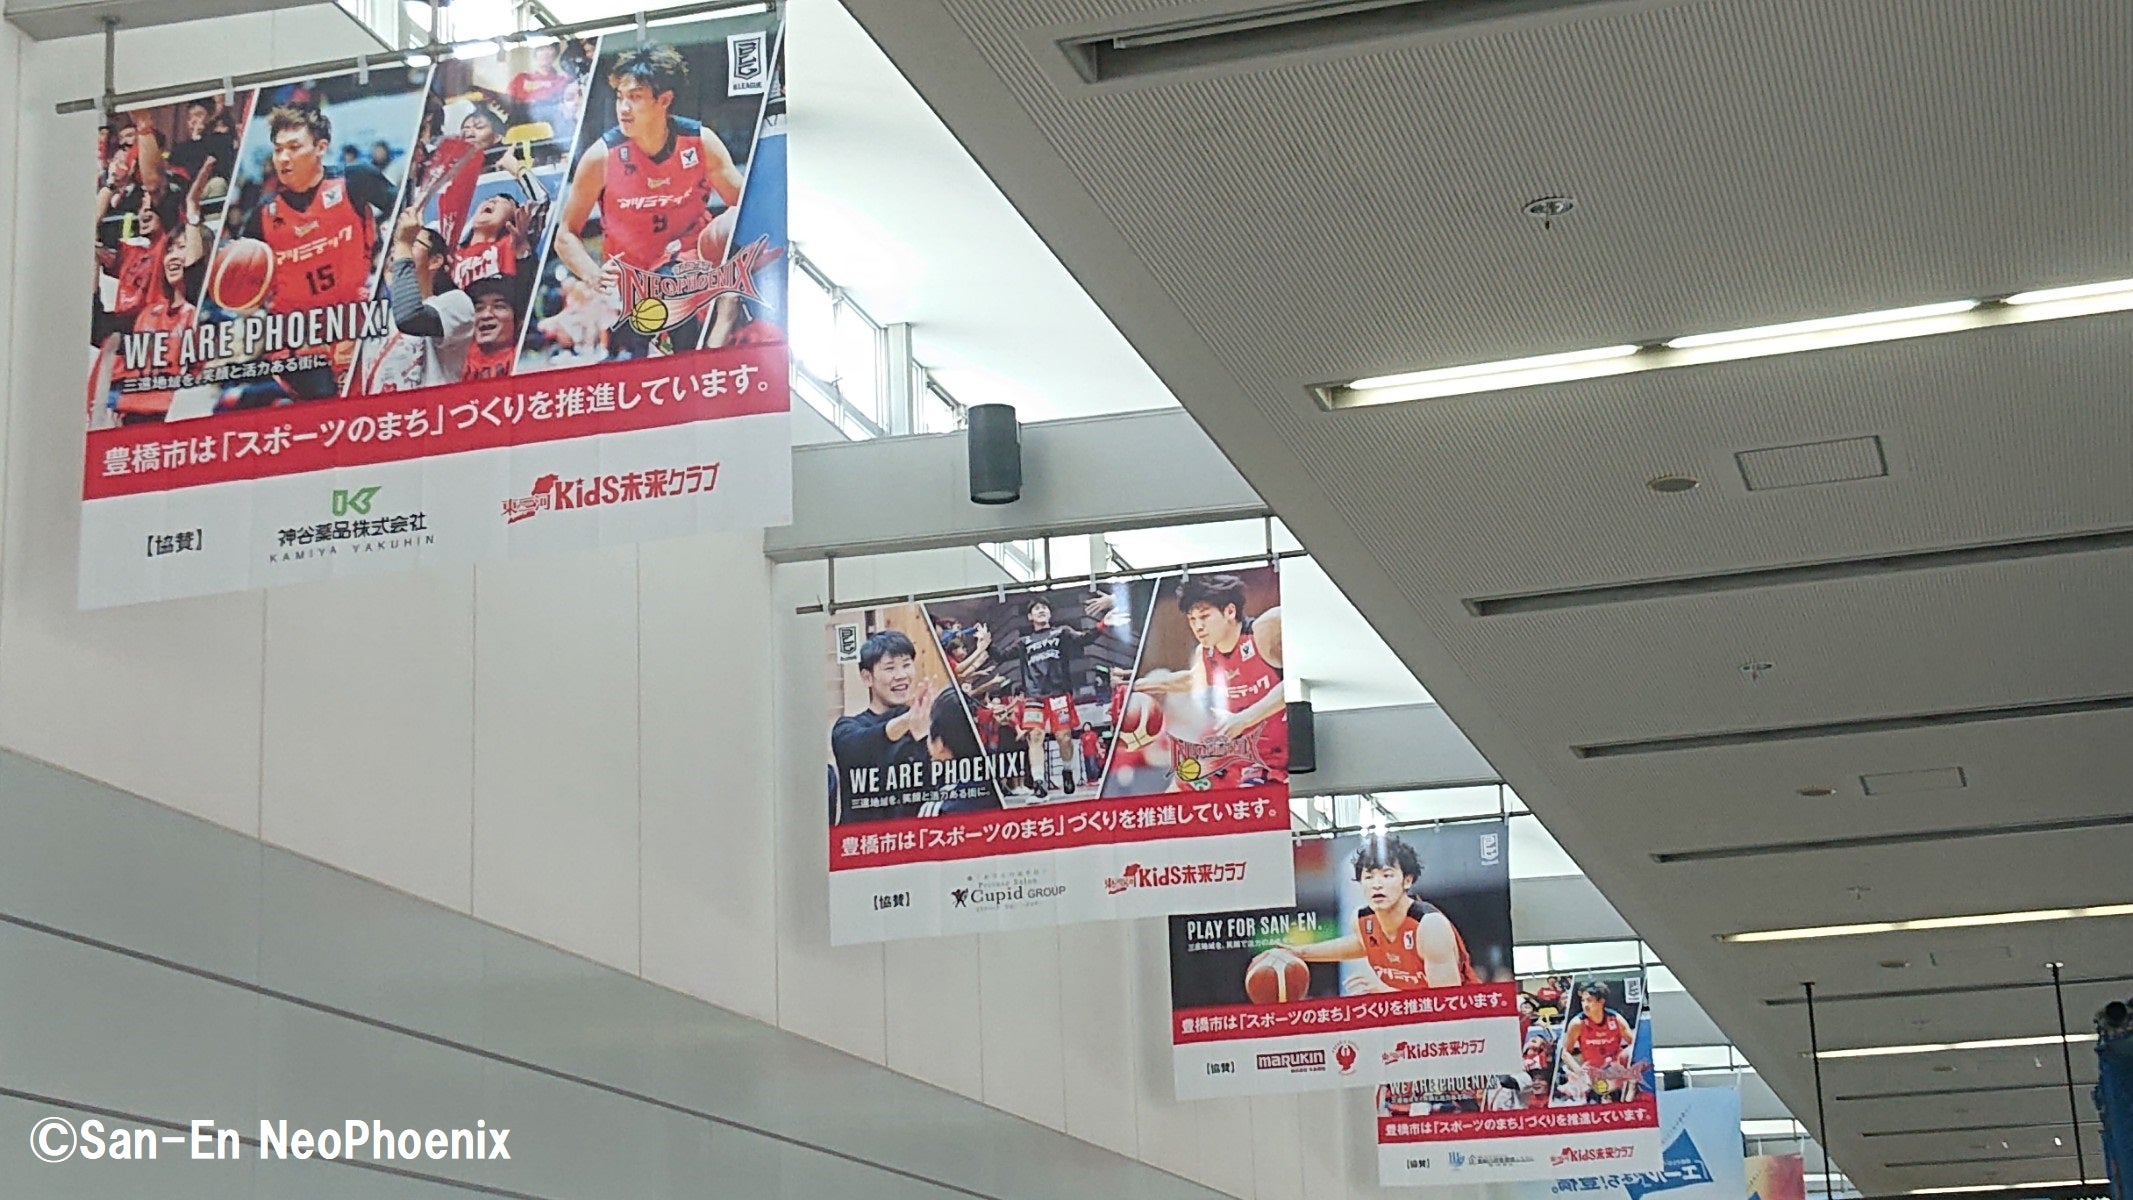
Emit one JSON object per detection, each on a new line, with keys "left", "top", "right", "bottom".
{"left": 1058, "top": 919, "right": 1140, "bottom": 1157}
{"left": 979, "top": 926, "right": 1069, "bottom": 1129}
{"left": 261, "top": 570, "right": 477, "bottom": 911}
{"left": 1247, "top": 1094, "right": 1308, "bottom": 1200}
{"left": 884, "top": 933, "right": 986, "bottom": 1095}
{"left": 638, "top": 530, "right": 780, "bottom": 1022}
{"left": 470, "top": 547, "right": 642, "bottom": 971}
{"left": 771, "top": 560, "right": 888, "bottom": 1060}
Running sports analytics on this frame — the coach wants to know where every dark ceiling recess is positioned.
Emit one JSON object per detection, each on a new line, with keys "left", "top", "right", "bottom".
{"left": 1464, "top": 525, "right": 2133, "bottom": 617}
{"left": 1060, "top": 0, "right": 1613, "bottom": 82}
{"left": 1572, "top": 692, "right": 2133, "bottom": 759}
{"left": 1650, "top": 811, "right": 2133, "bottom": 865}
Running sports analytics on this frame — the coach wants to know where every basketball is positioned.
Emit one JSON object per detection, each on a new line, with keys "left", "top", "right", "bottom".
{"left": 1244, "top": 946, "right": 1310, "bottom": 1005}
{"left": 1117, "top": 691, "right": 1165, "bottom": 751}
{"left": 208, "top": 238, "right": 273, "bottom": 312}
{"left": 628, "top": 296, "right": 669, "bottom": 334}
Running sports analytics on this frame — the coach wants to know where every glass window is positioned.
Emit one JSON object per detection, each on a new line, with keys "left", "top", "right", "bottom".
{"left": 1509, "top": 814, "right": 1582, "bottom": 879}
{"left": 1743, "top": 1119, "right": 1805, "bottom": 1139}
{"left": 1646, "top": 964, "right": 1685, "bottom": 992}
{"left": 1547, "top": 940, "right": 1641, "bottom": 971}
{"left": 790, "top": 267, "right": 837, "bottom": 383}
{"left": 835, "top": 301, "right": 880, "bottom": 421}
{"left": 1372, "top": 784, "right": 1506, "bottom": 823}
{"left": 1513, "top": 944, "right": 1550, "bottom": 976}
{"left": 1653, "top": 1045, "right": 1734, "bottom": 1072}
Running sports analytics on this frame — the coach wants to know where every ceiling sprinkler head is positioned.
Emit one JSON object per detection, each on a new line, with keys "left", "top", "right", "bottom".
{"left": 1525, "top": 195, "right": 1576, "bottom": 229}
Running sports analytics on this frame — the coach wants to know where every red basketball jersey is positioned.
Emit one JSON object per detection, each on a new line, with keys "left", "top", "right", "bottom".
{"left": 1357, "top": 900, "right": 1477, "bottom": 990}
{"left": 461, "top": 339, "right": 516, "bottom": 382}
{"left": 260, "top": 174, "right": 377, "bottom": 312}
{"left": 1573, "top": 1014, "right": 1629, "bottom": 1069}
{"left": 113, "top": 233, "right": 168, "bottom": 317}
{"left": 1198, "top": 622, "right": 1287, "bottom": 771}
{"left": 599, "top": 118, "right": 714, "bottom": 271}
{"left": 450, "top": 237, "right": 517, "bottom": 290}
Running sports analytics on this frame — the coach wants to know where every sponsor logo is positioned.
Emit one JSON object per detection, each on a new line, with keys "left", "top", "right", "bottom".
{"left": 1204, "top": 1061, "right": 1234, "bottom": 1076}
{"left": 273, "top": 490, "right": 433, "bottom": 562}
{"left": 1335, "top": 1041, "right": 1359, "bottom": 1074}
{"left": 502, "top": 464, "right": 721, "bottom": 524}
{"left": 1102, "top": 861, "right": 1246, "bottom": 895}
{"left": 1450, "top": 1152, "right": 1466, "bottom": 1169}
{"left": 612, "top": 237, "right": 781, "bottom": 334}
{"left": 951, "top": 868, "right": 1064, "bottom": 912}
{"left": 332, "top": 485, "right": 381, "bottom": 516}
{"left": 1552, "top": 1145, "right": 1640, "bottom": 1169}
{"left": 1618, "top": 1130, "right": 1712, "bottom": 1200}
{"left": 680, "top": 146, "right": 700, "bottom": 170}
{"left": 728, "top": 30, "right": 768, "bottom": 95}
{"left": 1254, "top": 1050, "right": 1325, "bottom": 1073}
{"left": 871, "top": 892, "right": 910, "bottom": 911}
{"left": 834, "top": 623, "right": 862, "bottom": 663}
{"left": 1450, "top": 1151, "right": 1531, "bottom": 1170}
{"left": 1480, "top": 831, "right": 1501, "bottom": 864}
{"left": 1382, "top": 1037, "right": 1487, "bottom": 1066}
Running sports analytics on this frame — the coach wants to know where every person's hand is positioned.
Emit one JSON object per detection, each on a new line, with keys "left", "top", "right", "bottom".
{"left": 973, "top": 623, "right": 991, "bottom": 650}
{"left": 184, "top": 157, "right": 217, "bottom": 223}
{"left": 906, "top": 680, "right": 938, "bottom": 738}
{"left": 391, "top": 204, "right": 424, "bottom": 256}
{"left": 1211, "top": 710, "right": 1256, "bottom": 741}
{"left": 596, "top": 254, "right": 621, "bottom": 299}
{"left": 1083, "top": 592, "right": 1115, "bottom": 619}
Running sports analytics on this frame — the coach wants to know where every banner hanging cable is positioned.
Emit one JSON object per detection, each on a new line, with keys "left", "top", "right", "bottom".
{"left": 55, "top": 0, "right": 774, "bottom": 114}
{"left": 791, "top": 544, "right": 1306, "bottom": 615}
{"left": 1804, "top": 981, "right": 1834, "bottom": 1200}
{"left": 2050, "top": 961, "right": 2091, "bottom": 1184}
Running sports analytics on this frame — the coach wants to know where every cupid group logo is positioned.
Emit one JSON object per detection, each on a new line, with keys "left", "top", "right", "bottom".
{"left": 332, "top": 485, "right": 380, "bottom": 515}
{"left": 614, "top": 236, "right": 781, "bottom": 334}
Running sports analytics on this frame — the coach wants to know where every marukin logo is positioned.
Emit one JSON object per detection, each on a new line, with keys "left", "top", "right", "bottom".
{"left": 613, "top": 236, "right": 781, "bottom": 334}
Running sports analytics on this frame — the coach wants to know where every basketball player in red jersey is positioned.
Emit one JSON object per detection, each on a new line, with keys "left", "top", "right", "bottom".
{"left": 241, "top": 103, "right": 397, "bottom": 398}
{"left": 1132, "top": 573, "right": 1288, "bottom": 787}
{"left": 1560, "top": 982, "right": 1638, "bottom": 1103}
{"left": 1292, "top": 833, "right": 1478, "bottom": 993}
{"left": 552, "top": 42, "right": 745, "bottom": 357}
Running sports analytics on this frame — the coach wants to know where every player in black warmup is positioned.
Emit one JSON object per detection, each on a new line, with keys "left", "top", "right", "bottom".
{"left": 828, "top": 630, "right": 934, "bottom": 823}
{"left": 992, "top": 594, "right": 1114, "bottom": 799}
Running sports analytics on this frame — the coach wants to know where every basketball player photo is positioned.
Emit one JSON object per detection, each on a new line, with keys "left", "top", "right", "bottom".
{"left": 1115, "top": 565, "right": 1289, "bottom": 798}
{"left": 1167, "top": 823, "right": 1517, "bottom": 1099}
{"left": 203, "top": 75, "right": 428, "bottom": 406}
{"left": 520, "top": 14, "right": 782, "bottom": 369}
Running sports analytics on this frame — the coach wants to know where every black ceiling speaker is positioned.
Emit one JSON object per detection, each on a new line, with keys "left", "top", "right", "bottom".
{"left": 1286, "top": 700, "right": 1316, "bottom": 774}
{"left": 967, "top": 403, "right": 1022, "bottom": 505}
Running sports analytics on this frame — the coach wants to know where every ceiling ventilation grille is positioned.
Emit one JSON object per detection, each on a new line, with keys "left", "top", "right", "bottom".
{"left": 1737, "top": 435, "right": 1889, "bottom": 490}
{"left": 1860, "top": 766, "right": 1968, "bottom": 795}
{"left": 1465, "top": 525, "right": 2133, "bottom": 616}
{"left": 1060, "top": 0, "right": 1611, "bottom": 82}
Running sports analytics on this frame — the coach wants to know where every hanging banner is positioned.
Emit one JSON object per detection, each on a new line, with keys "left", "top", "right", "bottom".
{"left": 1168, "top": 822, "right": 1521, "bottom": 1099}
{"left": 825, "top": 565, "right": 1295, "bottom": 943}
{"left": 80, "top": 12, "right": 790, "bottom": 608}
{"left": 1523, "top": 1088, "right": 1745, "bottom": 1200}
{"left": 1378, "top": 967, "right": 1661, "bottom": 1184}
{"left": 1744, "top": 1154, "right": 1805, "bottom": 1200}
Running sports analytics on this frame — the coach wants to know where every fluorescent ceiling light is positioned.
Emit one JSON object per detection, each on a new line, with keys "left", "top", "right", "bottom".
{"left": 2004, "top": 278, "right": 2133, "bottom": 306}
{"left": 1817, "top": 1033, "right": 2082, "bottom": 1061}
{"left": 1912, "top": 1181, "right": 2110, "bottom": 1195}
{"left": 1665, "top": 301, "right": 1979, "bottom": 350}
{"left": 1350, "top": 345, "right": 1642, "bottom": 390}
{"left": 1723, "top": 902, "right": 2133, "bottom": 943}
{"left": 1319, "top": 275, "right": 2133, "bottom": 410}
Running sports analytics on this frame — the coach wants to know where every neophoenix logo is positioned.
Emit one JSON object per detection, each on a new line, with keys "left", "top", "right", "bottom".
{"left": 611, "top": 236, "right": 782, "bottom": 334}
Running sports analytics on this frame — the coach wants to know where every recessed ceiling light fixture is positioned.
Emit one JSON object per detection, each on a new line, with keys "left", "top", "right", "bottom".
{"left": 1647, "top": 474, "right": 1699, "bottom": 493}
{"left": 1795, "top": 785, "right": 1835, "bottom": 797}
{"left": 1912, "top": 1179, "right": 2111, "bottom": 1195}
{"left": 1817, "top": 1033, "right": 2085, "bottom": 1061}
{"left": 1317, "top": 277, "right": 2133, "bottom": 409}
{"left": 1722, "top": 902, "right": 2133, "bottom": 943}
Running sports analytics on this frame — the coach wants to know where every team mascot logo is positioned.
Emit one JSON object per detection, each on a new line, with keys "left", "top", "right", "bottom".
{"left": 612, "top": 236, "right": 781, "bottom": 334}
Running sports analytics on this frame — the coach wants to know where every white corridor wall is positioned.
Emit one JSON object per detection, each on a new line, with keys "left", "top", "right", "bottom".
{"left": 0, "top": 9, "right": 1435, "bottom": 1199}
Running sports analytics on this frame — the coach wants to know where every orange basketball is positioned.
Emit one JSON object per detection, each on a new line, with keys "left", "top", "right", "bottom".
{"left": 1118, "top": 691, "right": 1165, "bottom": 750}
{"left": 1244, "top": 947, "right": 1310, "bottom": 1005}
{"left": 209, "top": 237, "right": 274, "bottom": 312}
